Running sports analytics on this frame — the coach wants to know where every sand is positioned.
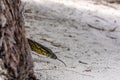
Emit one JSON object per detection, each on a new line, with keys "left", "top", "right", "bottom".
{"left": 22, "top": 0, "right": 120, "bottom": 80}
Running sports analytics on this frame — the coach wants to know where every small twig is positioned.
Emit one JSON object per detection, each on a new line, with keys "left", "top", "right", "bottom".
{"left": 108, "top": 27, "right": 117, "bottom": 32}
{"left": 87, "top": 24, "right": 105, "bottom": 31}
{"left": 78, "top": 60, "right": 88, "bottom": 65}
{"left": 93, "top": 16, "right": 108, "bottom": 23}
{"left": 106, "top": 35, "right": 117, "bottom": 39}
{"left": 87, "top": 24, "right": 117, "bottom": 32}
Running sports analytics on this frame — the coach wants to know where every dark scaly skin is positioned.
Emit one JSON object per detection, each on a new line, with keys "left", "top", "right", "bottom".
{"left": 27, "top": 38, "right": 57, "bottom": 59}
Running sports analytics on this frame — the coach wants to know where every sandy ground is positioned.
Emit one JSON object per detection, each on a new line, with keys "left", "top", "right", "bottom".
{"left": 22, "top": 0, "right": 120, "bottom": 80}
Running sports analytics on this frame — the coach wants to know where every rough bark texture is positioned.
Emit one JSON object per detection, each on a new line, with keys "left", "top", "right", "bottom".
{"left": 0, "top": 0, "right": 37, "bottom": 80}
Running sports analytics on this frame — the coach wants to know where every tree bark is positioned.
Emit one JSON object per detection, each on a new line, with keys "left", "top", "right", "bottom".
{"left": 0, "top": 0, "right": 37, "bottom": 80}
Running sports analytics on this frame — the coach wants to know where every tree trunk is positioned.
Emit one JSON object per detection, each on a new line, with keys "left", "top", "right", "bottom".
{"left": 0, "top": 0, "right": 37, "bottom": 80}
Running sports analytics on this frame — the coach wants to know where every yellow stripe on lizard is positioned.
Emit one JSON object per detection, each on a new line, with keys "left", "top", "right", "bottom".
{"left": 27, "top": 38, "right": 66, "bottom": 66}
